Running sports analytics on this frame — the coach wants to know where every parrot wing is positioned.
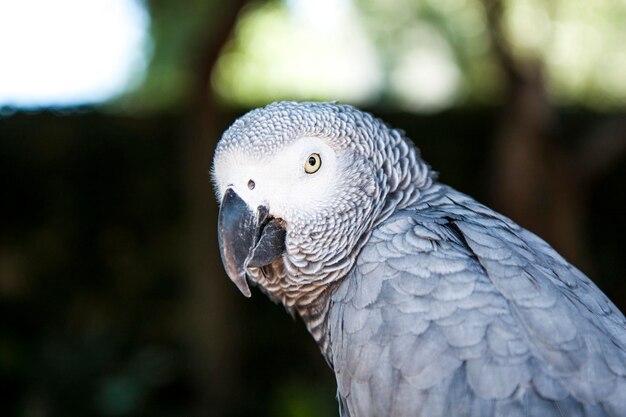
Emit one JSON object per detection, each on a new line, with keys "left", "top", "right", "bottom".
{"left": 328, "top": 188, "right": 626, "bottom": 417}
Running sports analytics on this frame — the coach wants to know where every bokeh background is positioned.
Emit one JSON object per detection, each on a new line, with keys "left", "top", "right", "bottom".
{"left": 1, "top": 0, "right": 625, "bottom": 416}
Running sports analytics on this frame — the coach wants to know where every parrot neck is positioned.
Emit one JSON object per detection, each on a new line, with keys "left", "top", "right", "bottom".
{"left": 373, "top": 132, "right": 437, "bottom": 227}
{"left": 252, "top": 131, "right": 438, "bottom": 355}
{"left": 293, "top": 167, "right": 439, "bottom": 357}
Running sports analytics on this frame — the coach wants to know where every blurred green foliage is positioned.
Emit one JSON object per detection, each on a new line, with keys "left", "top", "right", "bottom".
{"left": 210, "top": 0, "right": 626, "bottom": 111}
{"left": 112, "top": 0, "right": 626, "bottom": 113}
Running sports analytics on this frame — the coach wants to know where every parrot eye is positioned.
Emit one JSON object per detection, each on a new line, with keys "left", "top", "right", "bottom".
{"left": 304, "top": 153, "right": 321, "bottom": 174}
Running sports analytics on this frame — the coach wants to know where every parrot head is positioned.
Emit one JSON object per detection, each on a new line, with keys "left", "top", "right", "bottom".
{"left": 212, "top": 102, "right": 433, "bottom": 312}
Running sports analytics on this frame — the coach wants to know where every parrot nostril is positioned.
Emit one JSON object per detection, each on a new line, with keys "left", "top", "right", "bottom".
{"left": 247, "top": 179, "right": 255, "bottom": 190}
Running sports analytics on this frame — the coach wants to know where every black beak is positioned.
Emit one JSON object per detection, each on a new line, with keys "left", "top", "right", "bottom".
{"left": 217, "top": 188, "right": 286, "bottom": 297}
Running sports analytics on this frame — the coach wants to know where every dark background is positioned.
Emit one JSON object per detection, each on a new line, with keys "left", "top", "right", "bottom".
{"left": 1, "top": 1, "right": 625, "bottom": 416}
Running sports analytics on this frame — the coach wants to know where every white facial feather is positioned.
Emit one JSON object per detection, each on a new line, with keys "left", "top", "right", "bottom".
{"left": 213, "top": 137, "right": 339, "bottom": 221}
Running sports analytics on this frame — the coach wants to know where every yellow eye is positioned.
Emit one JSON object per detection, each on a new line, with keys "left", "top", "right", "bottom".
{"left": 304, "top": 153, "right": 322, "bottom": 174}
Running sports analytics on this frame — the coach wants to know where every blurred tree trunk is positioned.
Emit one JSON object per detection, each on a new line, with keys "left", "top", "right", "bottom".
{"left": 180, "top": 1, "right": 249, "bottom": 415}
{"left": 482, "top": 0, "right": 626, "bottom": 277}
{"left": 481, "top": 0, "right": 592, "bottom": 270}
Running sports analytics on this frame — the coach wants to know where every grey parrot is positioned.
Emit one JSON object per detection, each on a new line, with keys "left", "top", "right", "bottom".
{"left": 212, "top": 101, "right": 626, "bottom": 417}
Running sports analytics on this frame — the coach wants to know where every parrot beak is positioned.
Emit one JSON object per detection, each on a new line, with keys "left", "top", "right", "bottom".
{"left": 217, "top": 188, "right": 286, "bottom": 297}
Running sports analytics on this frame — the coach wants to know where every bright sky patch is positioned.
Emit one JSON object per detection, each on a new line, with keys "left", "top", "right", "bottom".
{"left": 0, "top": 0, "right": 149, "bottom": 108}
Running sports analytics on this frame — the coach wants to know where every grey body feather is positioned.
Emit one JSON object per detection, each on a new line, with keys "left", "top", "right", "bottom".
{"left": 213, "top": 102, "right": 626, "bottom": 417}
{"left": 329, "top": 186, "right": 626, "bottom": 417}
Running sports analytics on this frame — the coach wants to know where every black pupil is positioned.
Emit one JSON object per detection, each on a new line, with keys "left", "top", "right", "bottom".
{"left": 308, "top": 156, "right": 316, "bottom": 166}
